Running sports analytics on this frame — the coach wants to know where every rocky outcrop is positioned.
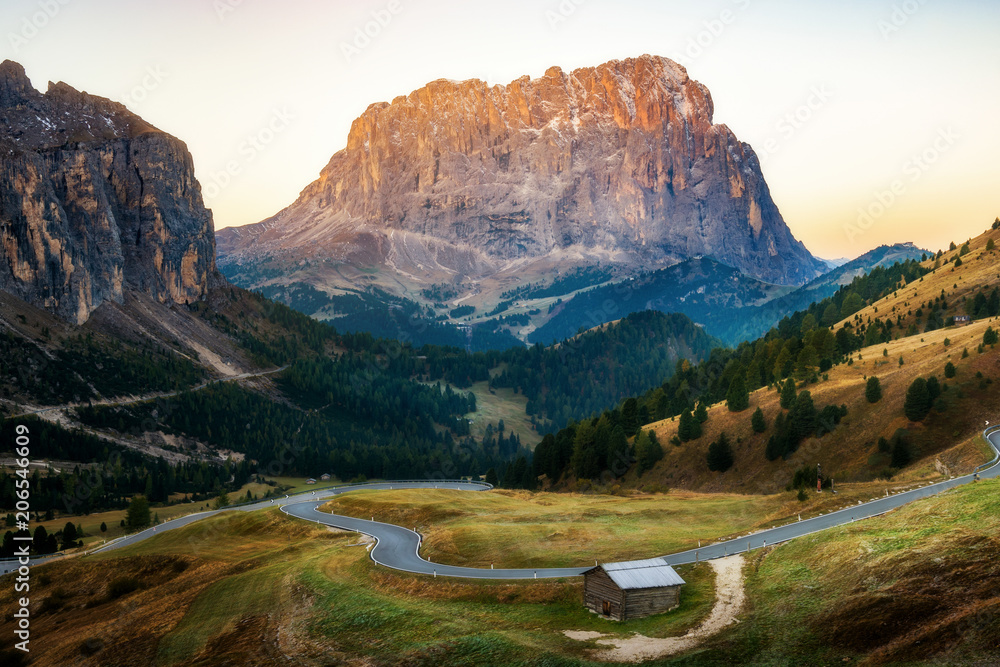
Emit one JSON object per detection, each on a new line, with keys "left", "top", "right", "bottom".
{"left": 219, "top": 55, "right": 823, "bottom": 287}
{"left": 0, "top": 60, "right": 215, "bottom": 324}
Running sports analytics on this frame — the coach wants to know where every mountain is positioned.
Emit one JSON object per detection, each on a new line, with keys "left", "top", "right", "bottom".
{"left": 218, "top": 55, "right": 826, "bottom": 340}
{"left": 533, "top": 223, "right": 1000, "bottom": 495}
{"left": 712, "top": 242, "right": 930, "bottom": 344}
{"left": 0, "top": 60, "right": 215, "bottom": 325}
{"left": 527, "top": 243, "right": 928, "bottom": 347}
{"left": 527, "top": 257, "right": 794, "bottom": 345}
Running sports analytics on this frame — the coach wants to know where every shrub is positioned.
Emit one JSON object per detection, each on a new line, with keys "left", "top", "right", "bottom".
{"left": 706, "top": 432, "right": 734, "bottom": 473}
{"left": 904, "top": 378, "right": 931, "bottom": 422}
{"left": 945, "top": 362, "right": 957, "bottom": 379}
{"left": 780, "top": 379, "right": 797, "bottom": 409}
{"left": 865, "top": 377, "right": 883, "bottom": 404}
{"left": 106, "top": 576, "right": 141, "bottom": 600}
{"left": 890, "top": 430, "right": 914, "bottom": 468}
{"left": 985, "top": 327, "right": 999, "bottom": 346}
{"left": 726, "top": 376, "right": 750, "bottom": 412}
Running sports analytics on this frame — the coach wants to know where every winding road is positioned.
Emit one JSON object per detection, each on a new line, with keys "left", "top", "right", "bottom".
{"left": 5, "top": 428, "right": 999, "bottom": 579}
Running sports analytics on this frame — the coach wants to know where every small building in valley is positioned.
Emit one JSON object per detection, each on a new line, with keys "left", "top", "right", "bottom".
{"left": 583, "top": 558, "right": 685, "bottom": 621}
{"left": 320, "top": 473, "right": 332, "bottom": 481}
{"left": 954, "top": 315, "right": 972, "bottom": 326}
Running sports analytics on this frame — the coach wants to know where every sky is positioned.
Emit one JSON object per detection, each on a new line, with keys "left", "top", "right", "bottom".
{"left": 2, "top": 0, "right": 999, "bottom": 260}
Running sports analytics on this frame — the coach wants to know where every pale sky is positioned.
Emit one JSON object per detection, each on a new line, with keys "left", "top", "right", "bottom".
{"left": 3, "top": 0, "right": 999, "bottom": 259}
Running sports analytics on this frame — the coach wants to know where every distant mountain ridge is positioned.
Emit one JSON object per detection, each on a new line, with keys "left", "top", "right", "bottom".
{"left": 218, "top": 55, "right": 825, "bottom": 333}
{"left": 529, "top": 243, "right": 928, "bottom": 346}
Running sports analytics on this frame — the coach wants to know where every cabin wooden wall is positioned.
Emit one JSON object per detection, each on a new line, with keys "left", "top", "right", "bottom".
{"left": 583, "top": 570, "right": 626, "bottom": 620}
{"left": 622, "top": 585, "right": 681, "bottom": 621}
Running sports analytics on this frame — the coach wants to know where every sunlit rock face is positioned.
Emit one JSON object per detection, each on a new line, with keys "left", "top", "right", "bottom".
{"left": 0, "top": 60, "right": 215, "bottom": 324}
{"left": 219, "top": 55, "right": 822, "bottom": 287}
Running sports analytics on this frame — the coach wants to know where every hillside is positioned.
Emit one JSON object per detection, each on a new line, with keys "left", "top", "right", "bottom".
{"left": 527, "top": 222, "right": 999, "bottom": 496}
{"left": 714, "top": 242, "right": 929, "bottom": 344}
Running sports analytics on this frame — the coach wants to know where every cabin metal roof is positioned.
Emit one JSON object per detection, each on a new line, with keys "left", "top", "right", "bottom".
{"left": 596, "top": 558, "right": 686, "bottom": 590}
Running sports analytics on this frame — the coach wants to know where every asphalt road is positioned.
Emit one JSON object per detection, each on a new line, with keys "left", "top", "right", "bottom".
{"left": 5, "top": 429, "right": 998, "bottom": 579}
{"left": 281, "top": 427, "right": 1000, "bottom": 578}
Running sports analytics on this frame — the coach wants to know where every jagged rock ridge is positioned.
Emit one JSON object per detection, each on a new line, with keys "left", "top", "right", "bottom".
{"left": 219, "top": 55, "right": 823, "bottom": 287}
{"left": 0, "top": 60, "right": 215, "bottom": 324}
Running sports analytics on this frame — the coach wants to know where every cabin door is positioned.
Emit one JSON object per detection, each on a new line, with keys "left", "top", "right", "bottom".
{"left": 602, "top": 600, "right": 611, "bottom": 616}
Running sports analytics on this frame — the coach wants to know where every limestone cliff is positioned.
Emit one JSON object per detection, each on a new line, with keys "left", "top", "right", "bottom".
{"left": 0, "top": 60, "right": 215, "bottom": 324}
{"left": 219, "top": 55, "right": 823, "bottom": 288}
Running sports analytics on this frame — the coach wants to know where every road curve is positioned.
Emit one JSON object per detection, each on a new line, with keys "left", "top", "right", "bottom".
{"left": 280, "top": 427, "right": 1000, "bottom": 578}
{"left": 6, "top": 429, "right": 998, "bottom": 580}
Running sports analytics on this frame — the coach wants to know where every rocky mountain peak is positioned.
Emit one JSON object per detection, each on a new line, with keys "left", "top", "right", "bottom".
{"left": 220, "top": 54, "right": 822, "bottom": 290}
{"left": 0, "top": 62, "right": 216, "bottom": 324}
{"left": 0, "top": 60, "right": 37, "bottom": 106}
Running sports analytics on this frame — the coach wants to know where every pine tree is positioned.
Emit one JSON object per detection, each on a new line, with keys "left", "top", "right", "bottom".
{"left": 926, "top": 376, "right": 941, "bottom": 403}
{"left": 944, "top": 362, "right": 956, "bottom": 379}
{"left": 100, "top": 522, "right": 108, "bottom": 533}
{"left": 678, "top": 409, "right": 694, "bottom": 442}
{"left": 61, "top": 522, "right": 77, "bottom": 549}
{"left": 214, "top": 490, "right": 231, "bottom": 510}
{"left": 634, "top": 430, "right": 663, "bottom": 474}
{"left": 126, "top": 496, "right": 151, "bottom": 530}
{"left": 780, "top": 379, "right": 797, "bottom": 410}
{"left": 687, "top": 410, "right": 702, "bottom": 440}
{"left": 984, "top": 327, "right": 999, "bottom": 346}
{"left": 865, "top": 376, "right": 883, "bottom": 404}
{"left": 904, "top": 378, "right": 931, "bottom": 422}
{"left": 707, "top": 433, "right": 734, "bottom": 473}
{"left": 571, "top": 420, "right": 600, "bottom": 479}
{"left": 621, "top": 398, "right": 640, "bottom": 437}
{"left": 484, "top": 468, "right": 498, "bottom": 487}
{"left": 694, "top": 401, "right": 709, "bottom": 423}
{"left": 890, "top": 430, "right": 913, "bottom": 468}
{"left": 790, "top": 391, "right": 817, "bottom": 440}
{"left": 751, "top": 407, "right": 767, "bottom": 434}
{"left": 32, "top": 525, "right": 49, "bottom": 554}
{"left": 727, "top": 375, "right": 750, "bottom": 412}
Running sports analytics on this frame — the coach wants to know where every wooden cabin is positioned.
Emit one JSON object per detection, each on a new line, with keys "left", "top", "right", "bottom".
{"left": 583, "top": 558, "right": 685, "bottom": 621}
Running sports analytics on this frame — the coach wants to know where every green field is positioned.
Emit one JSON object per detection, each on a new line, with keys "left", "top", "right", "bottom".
{"left": 4, "top": 481, "right": 999, "bottom": 665}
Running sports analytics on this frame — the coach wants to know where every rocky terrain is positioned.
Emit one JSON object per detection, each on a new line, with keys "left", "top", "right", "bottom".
{"left": 0, "top": 60, "right": 215, "bottom": 324}
{"left": 218, "top": 55, "right": 825, "bottom": 331}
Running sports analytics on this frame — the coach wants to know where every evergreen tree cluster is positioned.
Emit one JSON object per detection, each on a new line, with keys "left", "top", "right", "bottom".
{"left": 0, "top": 418, "right": 248, "bottom": 515}
{"left": 707, "top": 432, "right": 734, "bottom": 472}
{"left": 765, "top": 386, "right": 847, "bottom": 461}
{"left": 903, "top": 376, "right": 943, "bottom": 422}
{"left": 489, "top": 311, "right": 719, "bottom": 431}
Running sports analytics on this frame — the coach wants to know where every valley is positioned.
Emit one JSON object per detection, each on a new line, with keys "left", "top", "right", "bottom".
{"left": 1, "top": 30, "right": 998, "bottom": 667}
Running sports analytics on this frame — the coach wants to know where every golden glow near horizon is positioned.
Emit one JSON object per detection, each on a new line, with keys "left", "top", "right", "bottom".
{"left": 3, "top": 0, "right": 998, "bottom": 260}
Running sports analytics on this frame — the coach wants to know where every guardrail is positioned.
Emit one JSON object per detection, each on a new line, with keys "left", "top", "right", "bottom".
{"left": 3, "top": 479, "right": 492, "bottom": 565}
{"left": 221, "top": 478, "right": 492, "bottom": 512}
{"left": 974, "top": 425, "right": 1000, "bottom": 475}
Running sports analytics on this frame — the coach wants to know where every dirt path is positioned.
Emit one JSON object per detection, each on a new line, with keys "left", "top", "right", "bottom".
{"left": 565, "top": 555, "right": 746, "bottom": 663}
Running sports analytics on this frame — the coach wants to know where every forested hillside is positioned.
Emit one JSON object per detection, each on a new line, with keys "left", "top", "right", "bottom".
{"left": 531, "top": 254, "right": 936, "bottom": 487}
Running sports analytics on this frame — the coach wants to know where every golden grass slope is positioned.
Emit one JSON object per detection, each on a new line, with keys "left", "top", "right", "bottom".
{"left": 631, "top": 225, "right": 1000, "bottom": 495}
